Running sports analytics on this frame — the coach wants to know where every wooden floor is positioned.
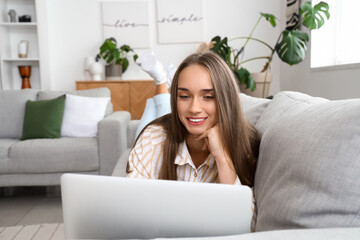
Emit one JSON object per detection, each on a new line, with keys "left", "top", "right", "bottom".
{"left": 0, "top": 187, "right": 64, "bottom": 240}
{"left": 0, "top": 223, "right": 64, "bottom": 240}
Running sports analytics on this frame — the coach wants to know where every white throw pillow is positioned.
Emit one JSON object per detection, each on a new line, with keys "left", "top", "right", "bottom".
{"left": 61, "top": 94, "right": 110, "bottom": 137}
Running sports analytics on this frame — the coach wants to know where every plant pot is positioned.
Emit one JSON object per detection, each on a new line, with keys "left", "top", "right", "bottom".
{"left": 239, "top": 72, "right": 272, "bottom": 98}
{"left": 105, "top": 64, "right": 122, "bottom": 80}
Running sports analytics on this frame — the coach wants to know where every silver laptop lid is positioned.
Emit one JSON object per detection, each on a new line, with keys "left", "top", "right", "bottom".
{"left": 61, "top": 173, "right": 252, "bottom": 239}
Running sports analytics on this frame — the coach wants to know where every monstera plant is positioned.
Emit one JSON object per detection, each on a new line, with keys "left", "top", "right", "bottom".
{"left": 96, "top": 37, "right": 138, "bottom": 79}
{"left": 210, "top": 1, "right": 330, "bottom": 97}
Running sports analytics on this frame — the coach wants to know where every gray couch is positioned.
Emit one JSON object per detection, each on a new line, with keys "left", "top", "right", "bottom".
{"left": 0, "top": 87, "right": 131, "bottom": 187}
{"left": 112, "top": 91, "right": 360, "bottom": 239}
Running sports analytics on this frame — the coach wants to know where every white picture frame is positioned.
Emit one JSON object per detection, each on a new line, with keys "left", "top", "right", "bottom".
{"left": 102, "top": 1, "right": 150, "bottom": 48}
{"left": 156, "top": 0, "right": 204, "bottom": 43}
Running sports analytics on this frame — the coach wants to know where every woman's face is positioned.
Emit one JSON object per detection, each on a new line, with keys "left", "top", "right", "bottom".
{"left": 177, "top": 64, "right": 218, "bottom": 138}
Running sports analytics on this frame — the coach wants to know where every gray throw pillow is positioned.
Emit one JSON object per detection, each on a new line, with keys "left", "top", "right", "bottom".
{"left": 239, "top": 93, "right": 271, "bottom": 126}
{"left": 254, "top": 91, "right": 360, "bottom": 231}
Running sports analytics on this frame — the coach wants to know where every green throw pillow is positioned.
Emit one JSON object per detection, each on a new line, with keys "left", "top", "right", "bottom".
{"left": 21, "top": 95, "right": 66, "bottom": 140}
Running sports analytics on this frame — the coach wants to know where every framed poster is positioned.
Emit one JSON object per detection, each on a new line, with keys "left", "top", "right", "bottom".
{"left": 156, "top": 0, "right": 204, "bottom": 43}
{"left": 102, "top": 1, "right": 150, "bottom": 48}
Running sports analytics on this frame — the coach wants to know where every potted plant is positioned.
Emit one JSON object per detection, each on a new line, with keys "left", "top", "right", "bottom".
{"left": 209, "top": 1, "right": 330, "bottom": 98}
{"left": 96, "top": 37, "right": 138, "bottom": 80}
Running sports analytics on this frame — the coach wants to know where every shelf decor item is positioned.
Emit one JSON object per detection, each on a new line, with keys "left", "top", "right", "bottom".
{"left": 209, "top": 1, "right": 330, "bottom": 98}
{"left": 96, "top": 37, "right": 138, "bottom": 80}
{"left": 8, "top": 9, "right": 16, "bottom": 22}
{"left": 89, "top": 62, "right": 103, "bottom": 81}
{"left": 18, "top": 66, "right": 32, "bottom": 89}
{"left": 18, "top": 40, "right": 29, "bottom": 58}
{"left": 84, "top": 56, "right": 95, "bottom": 80}
{"left": 18, "top": 15, "right": 31, "bottom": 22}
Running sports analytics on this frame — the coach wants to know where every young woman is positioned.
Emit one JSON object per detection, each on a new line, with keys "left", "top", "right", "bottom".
{"left": 128, "top": 51, "right": 260, "bottom": 187}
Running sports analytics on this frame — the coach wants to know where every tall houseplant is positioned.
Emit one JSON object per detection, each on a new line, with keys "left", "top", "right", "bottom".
{"left": 96, "top": 37, "right": 138, "bottom": 80}
{"left": 210, "top": 1, "right": 330, "bottom": 97}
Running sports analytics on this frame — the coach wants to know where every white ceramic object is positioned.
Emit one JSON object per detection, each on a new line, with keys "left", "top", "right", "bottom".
{"left": 18, "top": 40, "right": 29, "bottom": 58}
{"left": 84, "top": 56, "right": 95, "bottom": 71}
{"left": 90, "top": 62, "right": 103, "bottom": 81}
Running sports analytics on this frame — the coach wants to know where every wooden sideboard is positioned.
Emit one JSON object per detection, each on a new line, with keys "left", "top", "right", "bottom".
{"left": 76, "top": 80, "right": 155, "bottom": 119}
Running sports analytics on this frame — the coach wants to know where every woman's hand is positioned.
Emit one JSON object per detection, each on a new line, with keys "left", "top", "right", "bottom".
{"left": 196, "top": 124, "right": 238, "bottom": 184}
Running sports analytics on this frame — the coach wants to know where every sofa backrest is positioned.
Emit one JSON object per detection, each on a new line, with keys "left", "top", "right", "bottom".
{"left": 239, "top": 93, "right": 272, "bottom": 126}
{"left": 253, "top": 91, "right": 360, "bottom": 231}
{"left": 37, "top": 87, "right": 113, "bottom": 116}
{"left": 0, "top": 89, "right": 38, "bottom": 138}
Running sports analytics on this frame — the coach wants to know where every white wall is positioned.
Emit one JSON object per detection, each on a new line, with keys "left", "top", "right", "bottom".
{"left": 280, "top": 50, "right": 360, "bottom": 100}
{"left": 278, "top": 0, "right": 360, "bottom": 100}
{"left": 44, "top": 0, "right": 282, "bottom": 95}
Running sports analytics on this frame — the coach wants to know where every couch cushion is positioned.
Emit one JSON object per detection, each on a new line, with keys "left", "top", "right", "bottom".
{"left": 61, "top": 94, "right": 110, "bottom": 137}
{"left": 0, "top": 90, "right": 38, "bottom": 139}
{"left": 2, "top": 138, "right": 99, "bottom": 174}
{"left": 254, "top": 91, "right": 360, "bottom": 231}
{"left": 37, "top": 87, "right": 113, "bottom": 116}
{"left": 0, "top": 139, "right": 19, "bottom": 160}
{"left": 239, "top": 93, "right": 271, "bottom": 126}
{"left": 21, "top": 95, "right": 66, "bottom": 140}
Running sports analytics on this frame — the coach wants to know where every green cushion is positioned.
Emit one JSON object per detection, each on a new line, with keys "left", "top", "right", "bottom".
{"left": 21, "top": 95, "right": 66, "bottom": 140}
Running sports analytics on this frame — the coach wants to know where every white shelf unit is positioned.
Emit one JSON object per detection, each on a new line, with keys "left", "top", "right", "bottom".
{"left": 0, "top": 0, "right": 41, "bottom": 90}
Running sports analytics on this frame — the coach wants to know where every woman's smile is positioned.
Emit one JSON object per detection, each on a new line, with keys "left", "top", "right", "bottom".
{"left": 187, "top": 117, "right": 208, "bottom": 125}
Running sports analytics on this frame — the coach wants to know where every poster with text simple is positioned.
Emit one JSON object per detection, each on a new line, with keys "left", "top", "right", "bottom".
{"left": 102, "top": 1, "right": 150, "bottom": 48}
{"left": 157, "top": 0, "right": 204, "bottom": 43}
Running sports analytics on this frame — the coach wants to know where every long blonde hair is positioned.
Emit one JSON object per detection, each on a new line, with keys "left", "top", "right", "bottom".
{"left": 130, "top": 52, "right": 260, "bottom": 187}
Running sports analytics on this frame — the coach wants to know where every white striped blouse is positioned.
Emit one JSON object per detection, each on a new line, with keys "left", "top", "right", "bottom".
{"left": 127, "top": 124, "right": 241, "bottom": 185}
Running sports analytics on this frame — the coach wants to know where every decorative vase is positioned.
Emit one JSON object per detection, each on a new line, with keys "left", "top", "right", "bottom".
{"left": 18, "top": 40, "right": 29, "bottom": 58}
{"left": 89, "top": 62, "right": 103, "bottom": 81}
{"left": 84, "top": 56, "right": 95, "bottom": 80}
{"left": 105, "top": 64, "right": 122, "bottom": 80}
{"left": 18, "top": 66, "right": 32, "bottom": 89}
{"left": 239, "top": 72, "right": 272, "bottom": 98}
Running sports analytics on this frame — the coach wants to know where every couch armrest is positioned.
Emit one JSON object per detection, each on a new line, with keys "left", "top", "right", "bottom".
{"left": 98, "top": 111, "right": 131, "bottom": 175}
{"left": 111, "top": 148, "right": 131, "bottom": 177}
{"left": 127, "top": 120, "right": 140, "bottom": 148}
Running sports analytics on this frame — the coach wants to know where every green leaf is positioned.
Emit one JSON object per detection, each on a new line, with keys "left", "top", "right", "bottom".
{"left": 235, "top": 68, "right": 256, "bottom": 91}
{"left": 107, "top": 55, "right": 114, "bottom": 64}
{"left": 133, "top": 54, "right": 138, "bottom": 62}
{"left": 261, "top": 12, "right": 277, "bottom": 27}
{"left": 105, "top": 38, "right": 117, "bottom": 50}
{"left": 300, "top": 1, "right": 330, "bottom": 30}
{"left": 211, "top": 36, "right": 221, "bottom": 42}
{"left": 112, "top": 49, "right": 120, "bottom": 61}
{"left": 248, "top": 75, "right": 256, "bottom": 91}
{"left": 210, "top": 36, "right": 233, "bottom": 67}
{"left": 276, "top": 30, "right": 309, "bottom": 65}
{"left": 122, "top": 58, "right": 129, "bottom": 72}
{"left": 120, "top": 44, "right": 132, "bottom": 52}
{"left": 108, "top": 37, "right": 117, "bottom": 44}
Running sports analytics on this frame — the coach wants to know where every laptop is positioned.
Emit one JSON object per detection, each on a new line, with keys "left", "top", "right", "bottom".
{"left": 61, "top": 173, "right": 253, "bottom": 239}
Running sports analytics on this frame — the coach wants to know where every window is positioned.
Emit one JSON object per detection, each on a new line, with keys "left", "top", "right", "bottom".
{"left": 311, "top": 0, "right": 360, "bottom": 68}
